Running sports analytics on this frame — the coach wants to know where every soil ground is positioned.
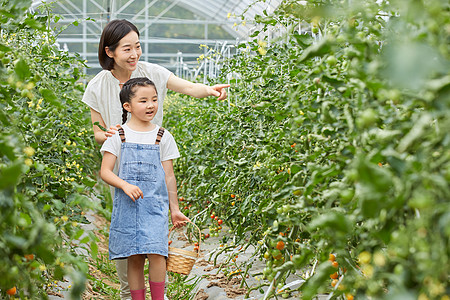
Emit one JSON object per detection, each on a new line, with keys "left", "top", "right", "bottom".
{"left": 48, "top": 211, "right": 325, "bottom": 299}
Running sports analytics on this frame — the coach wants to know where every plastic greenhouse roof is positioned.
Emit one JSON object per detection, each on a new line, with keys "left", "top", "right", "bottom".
{"left": 174, "top": 0, "right": 281, "bottom": 38}
{"left": 30, "top": 0, "right": 282, "bottom": 39}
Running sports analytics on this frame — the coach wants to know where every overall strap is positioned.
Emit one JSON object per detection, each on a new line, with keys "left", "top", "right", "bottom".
{"left": 118, "top": 126, "right": 126, "bottom": 143}
{"left": 155, "top": 127, "right": 165, "bottom": 145}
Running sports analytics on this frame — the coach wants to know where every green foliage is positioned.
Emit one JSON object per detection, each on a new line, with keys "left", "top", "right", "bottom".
{"left": 165, "top": 0, "right": 449, "bottom": 299}
{"left": 0, "top": 1, "right": 102, "bottom": 297}
{"left": 166, "top": 273, "right": 201, "bottom": 300}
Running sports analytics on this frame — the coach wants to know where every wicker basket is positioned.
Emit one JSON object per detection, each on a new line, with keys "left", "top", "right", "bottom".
{"left": 166, "top": 221, "right": 201, "bottom": 275}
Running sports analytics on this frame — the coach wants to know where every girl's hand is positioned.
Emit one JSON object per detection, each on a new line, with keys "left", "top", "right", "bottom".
{"left": 105, "top": 124, "right": 121, "bottom": 139}
{"left": 207, "top": 84, "right": 230, "bottom": 101}
{"left": 122, "top": 183, "right": 143, "bottom": 202}
{"left": 170, "top": 210, "right": 190, "bottom": 228}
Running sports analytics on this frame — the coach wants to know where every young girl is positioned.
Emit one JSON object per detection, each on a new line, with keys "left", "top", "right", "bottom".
{"left": 83, "top": 20, "right": 228, "bottom": 298}
{"left": 100, "top": 77, "right": 189, "bottom": 300}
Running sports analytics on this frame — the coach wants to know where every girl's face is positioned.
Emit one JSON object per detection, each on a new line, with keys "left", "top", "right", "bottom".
{"left": 123, "top": 85, "right": 158, "bottom": 123}
{"left": 106, "top": 31, "right": 142, "bottom": 73}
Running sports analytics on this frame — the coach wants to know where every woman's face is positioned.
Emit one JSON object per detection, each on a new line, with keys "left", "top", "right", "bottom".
{"left": 106, "top": 31, "right": 142, "bottom": 73}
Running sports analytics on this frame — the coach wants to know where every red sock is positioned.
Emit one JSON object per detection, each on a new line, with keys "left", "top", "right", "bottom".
{"left": 149, "top": 281, "right": 165, "bottom": 300}
{"left": 130, "top": 288, "right": 146, "bottom": 300}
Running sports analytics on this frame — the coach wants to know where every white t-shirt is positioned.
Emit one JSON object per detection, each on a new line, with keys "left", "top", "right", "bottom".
{"left": 82, "top": 61, "right": 172, "bottom": 127}
{"left": 101, "top": 124, "right": 180, "bottom": 173}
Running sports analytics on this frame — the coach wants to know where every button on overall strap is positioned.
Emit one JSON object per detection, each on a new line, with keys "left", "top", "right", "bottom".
{"left": 118, "top": 126, "right": 126, "bottom": 143}
{"left": 155, "top": 127, "right": 165, "bottom": 145}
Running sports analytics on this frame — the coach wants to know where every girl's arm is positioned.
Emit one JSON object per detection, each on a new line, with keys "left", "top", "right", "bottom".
{"left": 161, "top": 159, "right": 189, "bottom": 227}
{"left": 167, "top": 74, "right": 230, "bottom": 100}
{"left": 101, "top": 152, "right": 143, "bottom": 201}
{"left": 90, "top": 108, "right": 120, "bottom": 145}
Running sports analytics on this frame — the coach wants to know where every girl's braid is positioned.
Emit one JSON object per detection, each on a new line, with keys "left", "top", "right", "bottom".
{"left": 122, "top": 108, "right": 128, "bottom": 125}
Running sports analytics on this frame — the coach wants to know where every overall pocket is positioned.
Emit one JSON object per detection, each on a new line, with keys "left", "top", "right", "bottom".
{"left": 121, "top": 161, "right": 157, "bottom": 182}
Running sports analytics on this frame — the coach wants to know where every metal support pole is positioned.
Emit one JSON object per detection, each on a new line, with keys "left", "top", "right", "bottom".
{"left": 203, "top": 22, "right": 208, "bottom": 83}
{"left": 145, "top": 0, "right": 149, "bottom": 62}
{"left": 82, "top": 0, "right": 87, "bottom": 73}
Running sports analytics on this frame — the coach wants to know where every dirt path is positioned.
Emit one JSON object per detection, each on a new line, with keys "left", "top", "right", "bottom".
{"left": 48, "top": 210, "right": 313, "bottom": 299}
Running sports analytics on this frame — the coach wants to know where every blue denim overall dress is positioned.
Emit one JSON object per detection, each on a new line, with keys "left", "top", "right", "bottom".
{"left": 109, "top": 127, "right": 169, "bottom": 260}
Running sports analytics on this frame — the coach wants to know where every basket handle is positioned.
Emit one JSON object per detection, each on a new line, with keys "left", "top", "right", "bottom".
{"left": 168, "top": 220, "right": 202, "bottom": 252}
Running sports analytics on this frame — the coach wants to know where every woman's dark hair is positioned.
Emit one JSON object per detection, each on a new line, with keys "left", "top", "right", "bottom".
{"left": 98, "top": 19, "right": 140, "bottom": 70}
{"left": 120, "top": 77, "right": 157, "bottom": 124}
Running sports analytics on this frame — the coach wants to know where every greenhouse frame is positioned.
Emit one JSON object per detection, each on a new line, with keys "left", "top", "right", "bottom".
{"left": 30, "top": 0, "right": 281, "bottom": 75}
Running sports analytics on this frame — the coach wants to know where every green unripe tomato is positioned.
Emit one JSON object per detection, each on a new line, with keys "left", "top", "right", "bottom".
{"left": 336, "top": 34, "right": 346, "bottom": 43}
{"left": 37, "top": 110, "right": 47, "bottom": 118}
{"left": 272, "top": 220, "right": 279, "bottom": 231}
{"left": 394, "top": 264, "right": 404, "bottom": 275}
{"left": 357, "top": 31, "right": 366, "bottom": 40}
{"left": 326, "top": 55, "right": 337, "bottom": 66}
{"left": 282, "top": 205, "right": 290, "bottom": 213}
{"left": 357, "top": 108, "right": 377, "bottom": 128}
{"left": 340, "top": 189, "right": 354, "bottom": 204}
{"left": 20, "top": 89, "right": 28, "bottom": 97}
{"left": 292, "top": 254, "right": 303, "bottom": 268}
{"left": 271, "top": 249, "right": 282, "bottom": 260}
{"left": 263, "top": 266, "right": 273, "bottom": 276}
{"left": 273, "top": 258, "right": 283, "bottom": 266}
{"left": 291, "top": 101, "right": 299, "bottom": 109}
{"left": 10, "top": 266, "right": 19, "bottom": 277}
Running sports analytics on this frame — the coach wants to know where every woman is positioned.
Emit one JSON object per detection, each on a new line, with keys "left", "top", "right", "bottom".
{"left": 82, "top": 19, "right": 229, "bottom": 144}
{"left": 82, "top": 19, "right": 229, "bottom": 299}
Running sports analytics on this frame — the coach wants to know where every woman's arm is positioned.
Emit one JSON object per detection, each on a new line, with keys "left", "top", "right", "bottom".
{"left": 90, "top": 109, "right": 120, "bottom": 145}
{"left": 167, "top": 74, "right": 230, "bottom": 100}
{"left": 101, "top": 152, "right": 143, "bottom": 201}
{"left": 161, "top": 159, "right": 189, "bottom": 227}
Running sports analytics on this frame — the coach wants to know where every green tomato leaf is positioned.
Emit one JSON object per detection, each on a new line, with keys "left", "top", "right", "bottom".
{"left": 39, "top": 87, "right": 61, "bottom": 107}
{"left": 14, "top": 58, "right": 31, "bottom": 80}
{"left": 90, "top": 241, "right": 98, "bottom": 260}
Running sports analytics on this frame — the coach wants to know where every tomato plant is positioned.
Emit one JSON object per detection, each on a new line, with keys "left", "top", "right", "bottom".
{"left": 165, "top": 0, "right": 449, "bottom": 299}
{"left": 0, "top": 0, "right": 102, "bottom": 297}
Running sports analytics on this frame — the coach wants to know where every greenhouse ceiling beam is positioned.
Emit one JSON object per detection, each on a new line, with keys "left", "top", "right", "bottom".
{"left": 131, "top": 0, "right": 158, "bottom": 21}
{"left": 138, "top": 0, "right": 180, "bottom": 32}
{"left": 88, "top": 0, "right": 108, "bottom": 14}
{"left": 78, "top": 52, "right": 201, "bottom": 58}
{"left": 171, "top": 0, "right": 248, "bottom": 39}
{"left": 55, "top": 18, "right": 238, "bottom": 26}
{"left": 114, "top": 0, "right": 135, "bottom": 15}
{"left": 57, "top": 38, "right": 236, "bottom": 44}
{"left": 55, "top": 1, "right": 101, "bottom": 35}
{"left": 171, "top": 0, "right": 282, "bottom": 39}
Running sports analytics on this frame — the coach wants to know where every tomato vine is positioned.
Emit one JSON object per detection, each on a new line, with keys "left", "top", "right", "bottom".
{"left": 0, "top": 0, "right": 102, "bottom": 297}
{"left": 165, "top": 0, "right": 449, "bottom": 299}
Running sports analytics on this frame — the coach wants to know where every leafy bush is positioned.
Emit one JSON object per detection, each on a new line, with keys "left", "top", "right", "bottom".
{"left": 0, "top": 0, "right": 101, "bottom": 297}
{"left": 165, "top": 0, "right": 449, "bottom": 299}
